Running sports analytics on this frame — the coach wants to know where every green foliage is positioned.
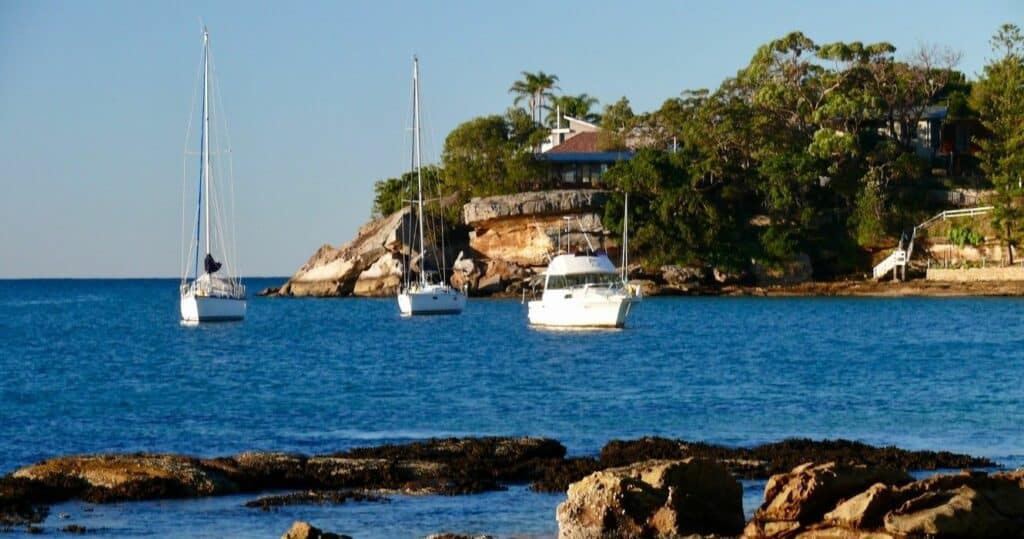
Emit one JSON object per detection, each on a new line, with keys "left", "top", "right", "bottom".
{"left": 602, "top": 149, "right": 748, "bottom": 269}
{"left": 365, "top": 27, "right": 1017, "bottom": 278}
{"left": 852, "top": 182, "right": 886, "bottom": 247}
{"left": 947, "top": 225, "right": 984, "bottom": 248}
{"left": 440, "top": 110, "right": 547, "bottom": 204}
{"left": 546, "top": 93, "right": 600, "bottom": 125}
{"left": 371, "top": 166, "right": 443, "bottom": 219}
{"left": 598, "top": 97, "right": 636, "bottom": 150}
{"left": 509, "top": 71, "right": 559, "bottom": 124}
{"left": 972, "top": 23, "right": 1024, "bottom": 262}
{"left": 371, "top": 177, "right": 405, "bottom": 218}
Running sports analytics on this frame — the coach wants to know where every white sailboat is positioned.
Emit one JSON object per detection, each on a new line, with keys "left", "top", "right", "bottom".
{"left": 179, "top": 28, "right": 246, "bottom": 323}
{"left": 397, "top": 56, "right": 466, "bottom": 316}
{"left": 527, "top": 195, "right": 638, "bottom": 328}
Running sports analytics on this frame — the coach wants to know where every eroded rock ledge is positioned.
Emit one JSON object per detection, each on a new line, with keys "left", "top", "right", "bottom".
{"left": 0, "top": 436, "right": 1002, "bottom": 535}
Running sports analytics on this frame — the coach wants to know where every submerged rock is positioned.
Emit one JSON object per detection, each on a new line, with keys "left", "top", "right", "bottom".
{"left": 281, "top": 520, "right": 352, "bottom": 539}
{"left": 556, "top": 458, "right": 744, "bottom": 539}
{"left": 244, "top": 489, "right": 388, "bottom": 511}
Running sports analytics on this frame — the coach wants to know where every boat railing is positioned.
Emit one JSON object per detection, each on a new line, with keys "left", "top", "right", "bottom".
{"left": 181, "top": 278, "right": 246, "bottom": 298}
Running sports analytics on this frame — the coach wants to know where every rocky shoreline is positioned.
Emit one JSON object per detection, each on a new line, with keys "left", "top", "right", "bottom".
{"left": 1, "top": 436, "right": 1012, "bottom": 537}
{"left": 255, "top": 188, "right": 1024, "bottom": 300}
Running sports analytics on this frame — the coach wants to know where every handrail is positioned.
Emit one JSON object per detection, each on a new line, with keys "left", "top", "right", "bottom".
{"left": 875, "top": 206, "right": 994, "bottom": 281}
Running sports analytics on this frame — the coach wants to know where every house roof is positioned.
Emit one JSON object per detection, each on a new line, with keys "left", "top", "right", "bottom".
{"left": 545, "top": 131, "right": 601, "bottom": 153}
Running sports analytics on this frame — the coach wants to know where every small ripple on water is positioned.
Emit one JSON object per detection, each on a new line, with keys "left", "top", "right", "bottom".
{"left": 1, "top": 281, "right": 1023, "bottom": 536}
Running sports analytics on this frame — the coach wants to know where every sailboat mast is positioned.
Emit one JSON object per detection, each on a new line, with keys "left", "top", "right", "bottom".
{"left": 413, "top": 56, "right": 426, "bottom": 287}
{"left": 202, "top": 28, "right": 211, "bottom": 263}
{"left": 622, "top": 192, "right": 629, "bottom": 282}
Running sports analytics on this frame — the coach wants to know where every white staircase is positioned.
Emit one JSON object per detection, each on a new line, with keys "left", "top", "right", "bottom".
{"left": 873, "top": 249, "right": 906, "bottom": 280}
{"left": 872, "top": 206, "right": 993, "bottom": 281}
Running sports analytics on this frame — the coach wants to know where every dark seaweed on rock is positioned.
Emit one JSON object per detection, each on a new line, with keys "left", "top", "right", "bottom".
{"left": 599, "top": 437, "right": 996, "bottom": 479}
{"left": 333, "top": 436, "right": 566, "bottom": 484}
{"left": 527, "top": 457, "right": 601, "bottom": 494}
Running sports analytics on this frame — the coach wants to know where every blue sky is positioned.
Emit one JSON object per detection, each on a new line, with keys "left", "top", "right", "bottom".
{"left": 1, "top": 1, "right": 1020, "bottom": 278}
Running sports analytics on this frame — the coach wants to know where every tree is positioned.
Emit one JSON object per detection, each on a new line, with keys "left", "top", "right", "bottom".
{"left": 440, "top": 110, "right": 547, "bottom": 203}
{"left": 598, "top": 97, "right": 635, "bottom": 150}
{"left": 545, "top": 93, "right": 600, "bottom": 125}
{"left": 371, "top": 166, "right": 443, "bottom": 219}
{"left": 508, "top": 71, "right": 559, "bottom": 125}
{"left": 972, "top": 23, "right": 1024, "bottom": 263}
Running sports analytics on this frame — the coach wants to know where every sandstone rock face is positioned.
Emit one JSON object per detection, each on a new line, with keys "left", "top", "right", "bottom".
{"left": 556, "top": 458, "right": 744, "bottom": 539}
{"left": 746, "top": 462, "right": 911, "bottom": 537}
{"left": 463, "top": 190, "right": 609, "bottom": 226}
{"left": 461, "top": 190, "right": 612, "bottom": 295}
{"left": 744, "top": 465, "right": 1024, "bottom": 539}
{"left": 276, "top": 207, "right": 414, "bottom": 297}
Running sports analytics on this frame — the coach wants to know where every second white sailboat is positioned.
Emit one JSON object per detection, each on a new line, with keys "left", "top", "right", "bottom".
{"left": 397, "top": 56, "right": 465, "bottom": 315}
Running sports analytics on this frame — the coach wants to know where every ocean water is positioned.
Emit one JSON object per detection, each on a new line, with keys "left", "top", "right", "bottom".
{"left": 1, "top": 278, "right": 1023, "bottom": 537}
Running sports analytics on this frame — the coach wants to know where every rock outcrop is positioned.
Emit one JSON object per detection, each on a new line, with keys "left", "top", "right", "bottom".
{"left": 11, "top": 454, "right": 240, "bottom": 502}
{"left": 556, "top": 458, "right": 745, "bottom": 539}
{"left": 460, "top": 189, "right": 612, "bottom": 295}
{"left": 275, "top": 207, "right": 414, "bottom": 297}
{"left": 2, "top": 437, "right": 566, "bottom": 511}
{"left": 744, "top": 464, "right": 1024, "bottom": 538}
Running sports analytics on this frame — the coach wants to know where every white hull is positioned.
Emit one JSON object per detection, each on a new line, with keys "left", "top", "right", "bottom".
{"left": 528, "top": 290, "right": 633, "bottom": 328}
{"left": 180, "top": 294, "right": 246, "bottom": 322}
{"left": 398, "top": 284, "right": 465, "bottom": 315}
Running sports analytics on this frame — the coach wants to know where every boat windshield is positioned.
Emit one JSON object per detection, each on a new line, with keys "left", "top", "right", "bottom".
{"left": 546, "top": 272, "right": 620, "bottom": 290}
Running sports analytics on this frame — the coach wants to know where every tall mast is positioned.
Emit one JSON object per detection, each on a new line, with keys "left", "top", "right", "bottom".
{"left": 413, "top": 56, "right": 426, "bottom": 287}
{"left": 622, "top": 192, "right": 629, "bottom": 282}
{"left": 202, "top": 27, "right": 211, "bottom": 263}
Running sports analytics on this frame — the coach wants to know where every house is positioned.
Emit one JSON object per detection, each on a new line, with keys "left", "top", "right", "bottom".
{"left": 913, "top": 105, "right": 983, "bottom": 162}
{"left": 539, "top": 114, "right": 633, "bottom": 187}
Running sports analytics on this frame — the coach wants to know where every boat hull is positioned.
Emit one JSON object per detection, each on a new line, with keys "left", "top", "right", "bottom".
{"left": 527, "top": 294, "right": 633, "bottom": 328}
{"left": 398, "top": 285, "right": 466, "bottom": 315}
{"left": 180, "top": 295, "right": 246, "bottom": 322}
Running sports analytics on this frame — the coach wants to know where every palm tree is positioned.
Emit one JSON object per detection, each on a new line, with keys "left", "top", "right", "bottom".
{"left": 509, "top": 70, "right": 559, "bottom": 125}
{"left": 545, "top": 93, "right": 601, "bottom": 126}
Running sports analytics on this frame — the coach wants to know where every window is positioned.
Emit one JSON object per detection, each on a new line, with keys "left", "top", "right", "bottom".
{"left": 546, "top": 272, "right": 620, "bottom": 289}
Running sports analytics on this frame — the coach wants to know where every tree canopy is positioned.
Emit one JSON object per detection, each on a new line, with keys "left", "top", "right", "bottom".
{"left": 972, "top": 24, "right": 1024, "bottom": 262}
{"left": 370, "top": 25, "right": 1023, "bottom": 277}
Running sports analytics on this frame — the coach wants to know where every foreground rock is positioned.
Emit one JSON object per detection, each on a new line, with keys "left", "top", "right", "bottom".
{"left": 1, "top": 436, "right": 1000, "bottom": 532}
{"left": 12, "top": 453, "right": 239, "bottom": 503}
{"left": 2, "top": 437, "right": 565, "bottom": 511}
{"left": 556, "top": 458, "right": 744, "bottom": 538}
{"left": 744, "top": 464, "right": 1024, "bottom": 538}
{"left": 532, "top": 437, "right": 994, "bottom": 495}
{"left": 281, "top": 520, "right": 352, "bottom": 539}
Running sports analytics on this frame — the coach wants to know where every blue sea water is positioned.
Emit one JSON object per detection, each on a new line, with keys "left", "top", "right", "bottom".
{"left": 1, "top": 278, "right": 1023, "bottom": 537}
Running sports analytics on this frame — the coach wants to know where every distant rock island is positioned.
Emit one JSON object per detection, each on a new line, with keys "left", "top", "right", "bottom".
{"left": 261, "top": 187, "right": 1024, "bottom": 299}
{"left": 265, "top": 189, "right": 617, "bottom": 299}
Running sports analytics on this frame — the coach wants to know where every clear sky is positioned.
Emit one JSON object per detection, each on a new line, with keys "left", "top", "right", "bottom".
{"left": 1, "top": 1, "right": 1020, "bottom": 278}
